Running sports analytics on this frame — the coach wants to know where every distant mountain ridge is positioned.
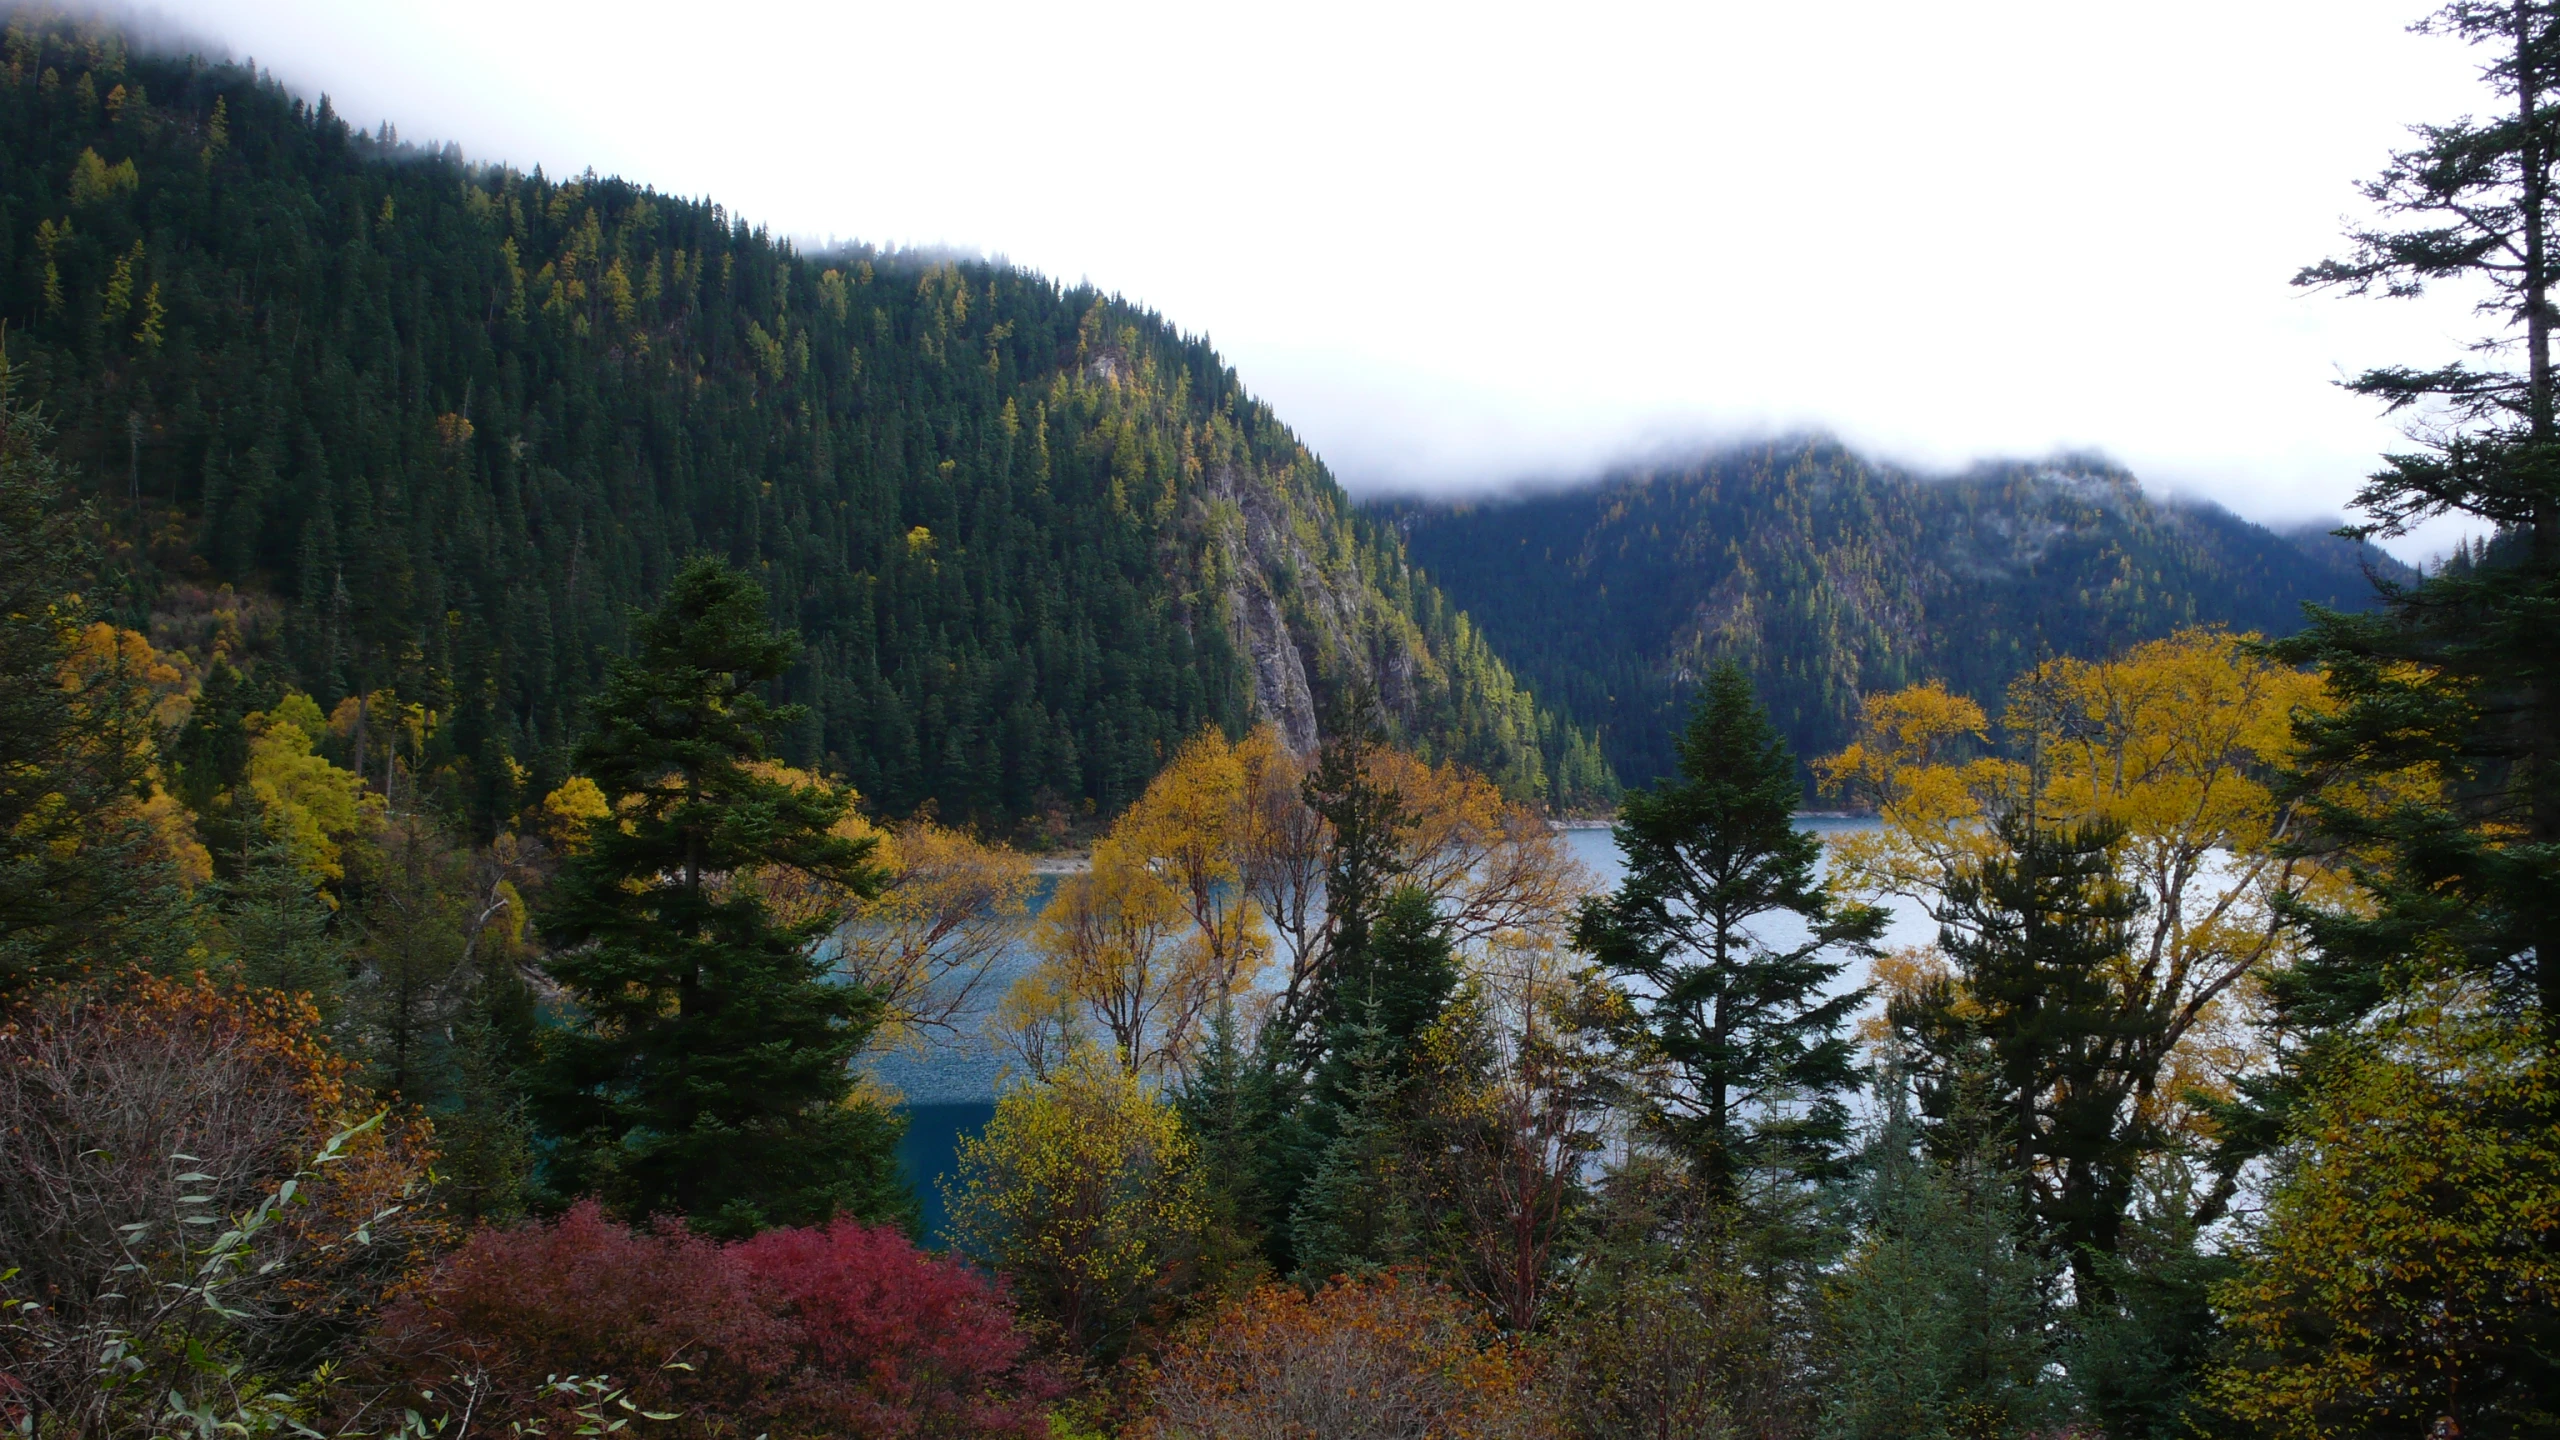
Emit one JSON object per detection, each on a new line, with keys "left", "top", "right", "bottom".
{"left": 1379, "top": 439, "right": 2403, "bottom": 791}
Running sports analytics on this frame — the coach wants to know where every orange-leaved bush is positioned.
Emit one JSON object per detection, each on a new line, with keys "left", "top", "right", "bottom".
{"left": 1137, "top": 1271, "right": 1552, "bottom": 1440}
{"left": 373, "top": 1201, "right": 1054, "bottom": 1439}
{"left": 0, "top": 972, "right": 441, "bottom": 1437}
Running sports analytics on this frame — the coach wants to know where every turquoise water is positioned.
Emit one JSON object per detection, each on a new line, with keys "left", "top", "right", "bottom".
{"left": 897, "top": 1099, "right": 996, "bottom": 1243}
{"left": 885, "top": 819, "right": 1923, "bottom": 1238}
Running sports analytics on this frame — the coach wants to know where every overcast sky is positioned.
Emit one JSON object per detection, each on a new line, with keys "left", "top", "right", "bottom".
{"left": 143, "top": 0, "right": 2503, "bottom": 556}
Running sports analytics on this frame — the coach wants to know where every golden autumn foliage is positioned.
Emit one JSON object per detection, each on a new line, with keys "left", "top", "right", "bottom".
{"left": 1112, "top": 727, "right": 1275, "bottom": 998}
{"left": 1364, "top": 747, "right": 1593, "bottom": 953}
{"left": 1822, "top": 628, "right": 2330, "bottom": 1129}
{"left": 1004, "top": 724, "right": 1594, "bottom": 1078}
{"left": 2203, "top": 990, "right": 2560, "bottom": 1438}
{"left": 534, "top": 774, "right": 612, "bottom": 853}
{"left": 945, "top": 1048, "right": 1207, "bottom": 1359}
{"left": 244, "top": 692, "right": 375, "bottom": 883}
{"left": 1137, "top": 1271, "right": 1553, "bottom": 1440}
{"left": 836, "top": 816, "right": 1034, "bottom": 1047}
{"left": 698, "top": 761, "right": 1034, "bottom": 1045}
{"left": 1015, "top": 835, "right": 1205, "bottom": 1076}
{"left": 54, "top": 620, "right": 209, "bottom": 889}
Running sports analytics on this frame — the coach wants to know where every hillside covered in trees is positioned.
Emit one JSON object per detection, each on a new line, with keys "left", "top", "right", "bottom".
{"left": 1383, "top": 442, "right": 2404, "bottom": 789}
{"left": 0, "top": 19, "right": 1610, "bottom": 837}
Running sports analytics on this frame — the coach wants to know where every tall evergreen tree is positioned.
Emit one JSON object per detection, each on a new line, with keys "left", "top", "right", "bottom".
{"left": 1575, "top": 663, "right": 1885, "bottom": 1196}
{"left": 1173, "top": 997, "right": 1281, "bottom": 1285}
{"left": 533, "top": 557, "right": 906, "bottom": 1236}
{"left": 1272, "top": 686, "right": 1417, "bottom": 1060}
{"left": 1312, "top": 885, "right": 1459, "bottom": 1099}
{"left": 1265, "top": 886, "right": 1456, "bottom": 1279}
{"left": 2276, "top": 0, "right": 2560, "bottom": 1039}
{"left": 214, "top": 831, "right": 349, "bottom": 1020}
{"left": 1893, "top": 810, "right": 2154, "bottom": 1297}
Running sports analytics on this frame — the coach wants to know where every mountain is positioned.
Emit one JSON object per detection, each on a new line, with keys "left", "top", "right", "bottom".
{"left": 0, "top": 17, "right": 1612, "bottom": 837}
{"left": 1379, "top": 440, "right": 2405, "bottom": 792}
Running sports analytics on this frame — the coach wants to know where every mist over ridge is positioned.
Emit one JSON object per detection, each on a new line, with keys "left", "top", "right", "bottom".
{"left": 1381, "top": 434, "right": 2403, "bottom": 790}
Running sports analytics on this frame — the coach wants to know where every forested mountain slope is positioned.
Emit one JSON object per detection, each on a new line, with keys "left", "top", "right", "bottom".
{"left": 1382, "top": 440, "right": 2404, "bottom": 789}
{"left": 0, "top": 17, "right": 1610, "bottom": 836}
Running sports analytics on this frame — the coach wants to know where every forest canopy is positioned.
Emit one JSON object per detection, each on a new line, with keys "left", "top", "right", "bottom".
{"left": 0, "top": 14, "right": 1607, "bottom": 840}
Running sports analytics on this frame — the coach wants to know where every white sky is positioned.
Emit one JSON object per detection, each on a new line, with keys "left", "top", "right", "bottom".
{"left": 142, "top": 0, "right": 2506, "bottom": 557}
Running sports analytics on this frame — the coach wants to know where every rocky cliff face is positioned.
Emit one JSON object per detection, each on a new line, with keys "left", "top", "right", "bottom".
{"left": 1190, "top": 444, "right": 1597, "bottom": 810}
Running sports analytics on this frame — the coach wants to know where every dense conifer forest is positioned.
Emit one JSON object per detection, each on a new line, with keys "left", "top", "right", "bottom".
{"left": 0, "top": 22, "right": 1607, "bottom": 837}
{"left": 1385, "top": 443, "right": 2404, "bottom": 789}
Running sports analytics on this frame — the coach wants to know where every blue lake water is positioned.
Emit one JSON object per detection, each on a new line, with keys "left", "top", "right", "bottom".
{"left": 883, "top": 819, "right": 1923, "bottom": 1239}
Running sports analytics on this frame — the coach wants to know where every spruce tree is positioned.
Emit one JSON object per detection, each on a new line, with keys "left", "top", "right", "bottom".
{"left": 2276, "top": 0, "right": 2560, "bottom": 1039}
{"left": 533, "top": 557, "right": 906, "bottom": 1235}
{"left": 1822, "top": 1070, "right": 2056, "bottom": 1440}
{"left": 216, "top": 832, "right": 350, "bottom": 1020}
{"left": 1267, "top": 886, "right": 1455, "bottom": 1278}
{"left": 1289, "top": 1005, "right": 1420, "bottom": 1284}
{"left": 1574, "top": 662, "right": 1884, "bottom": 1196}
{"left": 1174, "top": 997, "right": 1283, "bottom": 1284}
{"left": 1894, "top": 810, "right": 2152, "bottom": 1297}
{"left": 1311, "top": 885, "right": 1459, "bottom": 1103}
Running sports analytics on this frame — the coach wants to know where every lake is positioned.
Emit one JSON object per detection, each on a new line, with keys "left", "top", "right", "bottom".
{"left": 882, "top": 817, "right": 1922, "bottom": 1240}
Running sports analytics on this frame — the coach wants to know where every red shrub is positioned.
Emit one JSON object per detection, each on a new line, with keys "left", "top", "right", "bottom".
{"left": 370, "top": 1201, "right": 790, "bottom": 1430}
{"left": 374, "top": 1203, "right": 1052, "bottom": 1439}
{"left": 737, "top": 1220, "right": 1057, "bottom": 1438}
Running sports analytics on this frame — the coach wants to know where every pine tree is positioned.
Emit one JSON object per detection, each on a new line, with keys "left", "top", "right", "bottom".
{"left": 1574, "top": 662, "right": 1884, "bottom": 1196}
{"left": 2276, "top": 0, "right": 2560, "bottom": 1039}
{"left": 533, "top": 557, "right": 907, "bottom": 1236}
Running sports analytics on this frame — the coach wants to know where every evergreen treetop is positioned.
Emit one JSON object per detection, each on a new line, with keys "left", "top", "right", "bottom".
{"left": 1575, "top": 662, "right": 1884, "bottom": 1193}
{"left": 2277, "top": 0, "right": 2560, "bottom": 1038}
{"left": 533, "top": 556, "right": 905, "bottom": 1236}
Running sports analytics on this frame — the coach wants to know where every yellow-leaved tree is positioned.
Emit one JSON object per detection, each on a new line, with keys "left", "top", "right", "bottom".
{"left": 708, "top": 761, "right": 1034, "bottom": 1045}
{"left": 2202, "top": 987, "right": 2560, "bottom": 1438}
{"left": 58, "top": 621, "right": 210, "bottom": 890}
{"left": 243, "top": 692, "right": 373, "bottom": 883}
{"left": 1820, "top": 628, "right": 2331, "bottom": 1216}
{"left": 944, "top": 1047, "right": 1207, "bottom": 1362}
{"left": 1007, "top": 831, "right": 1205, "bottom": 1076}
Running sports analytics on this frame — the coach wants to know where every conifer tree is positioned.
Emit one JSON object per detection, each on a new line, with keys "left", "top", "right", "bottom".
{"left": 1893, "top": 810, "right": 2152, "bottom": 1296}
{"left": 1277, "top": 686, "right": 1417, "bottom": 1060}
{"left": 1264, "top": 886, "right": 1456, "bottom": 1278}
{"left": 215, "top": 833, "right": 349, "bottom": 1019}
{"left": 1290, "top": 1005, "right": 1420, "bottom": 1284}
{"left": 2277, "top": 0, "right": 2560, "bottom": 1039}
{"left": 0, "top": 347, "right": 188, "bottom": 991}
{"left": 1821, "top": 1067, "right": 2056, "bottom": 1440}
{"left": 1311, "top": 885, "right": 1459, "bottom": 1104}
{"left": 1574, "top": 662, "right": 1884, "bottom": 1197}
{"left": 1174, "top": 997, "right": 1280, "bottom": 1284}
{"left": 533, "top": 557, "right": 905, "bottom": 1236}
